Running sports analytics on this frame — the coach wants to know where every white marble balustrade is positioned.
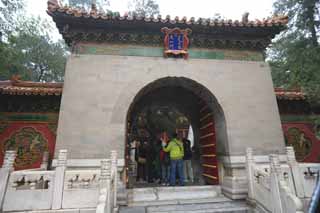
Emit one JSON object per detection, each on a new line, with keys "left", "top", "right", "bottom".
{"left": 245, "top": 146, "right": 315, "bottom": 213}
{"left": 63, "top": 169, "right": 101, "bottom": 209}
{"left": 3, "top": 170, "right": 55, "bottom": 211}
{"left": 0, "top": 149, "right": 120, "bottom": 213}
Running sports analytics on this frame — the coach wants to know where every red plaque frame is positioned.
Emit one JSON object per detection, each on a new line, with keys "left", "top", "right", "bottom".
{"left": 161, "top": 27, "right": 192, "bottom": 59}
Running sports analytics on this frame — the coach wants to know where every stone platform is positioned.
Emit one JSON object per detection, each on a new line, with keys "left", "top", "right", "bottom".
{"left": 120, "top": 185, "right": 250, "bottom": 213}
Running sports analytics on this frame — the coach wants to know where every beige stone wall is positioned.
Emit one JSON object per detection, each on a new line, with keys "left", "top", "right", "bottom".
{"left": 56, "top": 54, "right": 285, "bottom": 159}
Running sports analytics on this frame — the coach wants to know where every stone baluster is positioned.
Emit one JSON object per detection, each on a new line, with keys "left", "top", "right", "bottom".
{"left": 96, "top": 159, "right": 111, "bottom": 213}
{"left": 0, "top": 150, "right": 16, "bottom": 210}
{"left": 40, "top": 151, "right": 49, "bottom": 170}
{"left": 111, "top": 150, "right": 118, "bottom": 211}
{"left": 52, "top": 150, "right": 67, "bottom": 209}
{"left": 2, "top": 151, "right": 16, "bottom": 171}
{"left": 286, "top": 146, "right": 305, "bottom": 198}
{"left": 245, "top": 148, "right": 255, "bottom": 200}
{"left": 100, "top": 159, "right": 111, "bottom": 186}
{"left": 270, "top": 154, "right": 283, "bottom": 213}
{"left": 270, "top": 154, "right": 282, "bottom": 177}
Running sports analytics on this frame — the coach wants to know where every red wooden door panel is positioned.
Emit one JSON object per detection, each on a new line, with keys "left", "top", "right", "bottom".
{"left": 199, "top": 104, "right": 219, "bottom": 185}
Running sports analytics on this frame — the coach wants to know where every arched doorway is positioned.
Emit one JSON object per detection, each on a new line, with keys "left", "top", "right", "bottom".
{"left": 125, "top": 77, "right": 227, "bottom": 188}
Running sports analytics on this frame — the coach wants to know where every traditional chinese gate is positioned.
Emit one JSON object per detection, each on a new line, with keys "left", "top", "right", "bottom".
{"left": 199, "top": 102, "right": 219, "bottom": 185}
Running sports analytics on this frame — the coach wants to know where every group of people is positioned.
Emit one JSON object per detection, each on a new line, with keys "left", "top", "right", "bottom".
{"left": 133, "top": 133, "right": 194, "bottom": 186}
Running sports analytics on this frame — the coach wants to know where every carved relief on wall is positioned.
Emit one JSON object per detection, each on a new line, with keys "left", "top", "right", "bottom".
{"left": 3, "top": 127, "right": 48, "bottom": 169}
{"left": 282, "top": 123, "right": 320, "bottom": 162}
{"left": 285, "top": 127, "right": 312, "bottom": 161}
{"left": 0, "top": 123, "right": 56, "bottom": 170}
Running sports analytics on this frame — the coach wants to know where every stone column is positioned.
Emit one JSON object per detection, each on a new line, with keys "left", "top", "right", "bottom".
{"left": 245, "top": 148, "right": 254, "bottom": 199}
{"left": 286, "top": 146, "right": 305, "bottom": 198}
{"left": 0, "top": 151, "right": 16, "bottom": 210}
{"left": 52, "top": 150, "right": 67, "bottom": 209}
{"left": 270, "top": 154, "right": 283, "bottom": 213}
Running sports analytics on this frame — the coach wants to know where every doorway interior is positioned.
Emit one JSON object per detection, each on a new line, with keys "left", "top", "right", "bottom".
{"left": 125, "top": 77, "right": 226, "bottom": 188}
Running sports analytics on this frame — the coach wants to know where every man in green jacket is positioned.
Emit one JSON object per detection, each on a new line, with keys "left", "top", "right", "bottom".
{"left": 163, "top": 133, "right": 185, "bottom": 186}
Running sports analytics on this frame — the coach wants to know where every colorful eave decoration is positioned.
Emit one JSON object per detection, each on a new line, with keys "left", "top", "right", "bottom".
{"left": 161, "top": 27, "right": 192, "bottom": 59}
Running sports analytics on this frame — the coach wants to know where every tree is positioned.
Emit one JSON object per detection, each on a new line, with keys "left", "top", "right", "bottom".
{"left": 0, "top": 16, "right": 68, "bottom": 82}
{"left": 0, "top": 0, "right": 25, "bottom": 40}
{"left": 66, "top": 0, "right": 109, "bottom": 11}
{"left": 128, "top": 0, "right": 160, "bottom": 17}
{"left": 268, "top": 0, "right": 320, "bottom": 104}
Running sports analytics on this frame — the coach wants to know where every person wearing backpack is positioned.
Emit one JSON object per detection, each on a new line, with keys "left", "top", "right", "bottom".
{"left": 163, "top": 133, "right": 185, "bottom": 186}
{"left": 183, "top": 138, "right": 194, "bottom": 183}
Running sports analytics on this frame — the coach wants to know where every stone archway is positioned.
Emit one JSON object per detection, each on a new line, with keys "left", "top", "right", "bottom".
{"left": 125, "top": 77, "right": 228, "bottom": 187}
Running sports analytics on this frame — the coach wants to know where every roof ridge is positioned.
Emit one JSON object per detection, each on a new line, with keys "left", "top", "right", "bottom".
{"left": 47, "top": 0, "right": 288, "bottom": 27}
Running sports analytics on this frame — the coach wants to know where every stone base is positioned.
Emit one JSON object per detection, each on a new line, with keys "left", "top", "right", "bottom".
{"left": 219, "top": 154, "right": 288, "bottom": 200}
{"left": 221, "top": 176, "right": 248, "bottom": 199}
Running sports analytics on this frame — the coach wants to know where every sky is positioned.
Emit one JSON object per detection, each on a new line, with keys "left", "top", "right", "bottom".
{"left": 26, "top": 0, "right": 275, "bottom": 40}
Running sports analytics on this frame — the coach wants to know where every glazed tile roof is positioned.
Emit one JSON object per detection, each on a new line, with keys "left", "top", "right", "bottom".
{"left": 0, "top": 78, "right": 63, "bottom": 96}
{"left": 47, "top": 1, "right": 288, "bottom": 29}
{"left": 274, "top": 88, "right": 305, "bottom": 100}
{"left": 47, "top": 0, "right": 288, "bottom": 49}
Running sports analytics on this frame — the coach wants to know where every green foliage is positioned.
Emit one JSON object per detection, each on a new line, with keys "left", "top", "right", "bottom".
{"left": 0, "top": 16, "right": 68, "bottom": 82}
{"left": 66, "top": 0, "right": 109, "bottom": 11}
{"left": 0, "top": 41, "right": 24, "bottom": 79}
{"left": 0, "top": 0, "right": 25, "bottom": 39}
{"left": 129, "top": 0, "right": 160, "bottom": 17}
{"left": 268, "top": 0, "right": 320, "bottom": 104}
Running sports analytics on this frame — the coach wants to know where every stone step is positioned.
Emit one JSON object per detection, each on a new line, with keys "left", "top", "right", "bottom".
{"left": 129, "top": 196, "right": 231, "bottom": 207}
{"left": 127, "top": 185, "right": 221, "bottom": 206}
{"left": 119, "top": 201, "right": 250, "bottom": 213}
{"left": 147, "top": 201, "right": 249, "bottom": 213}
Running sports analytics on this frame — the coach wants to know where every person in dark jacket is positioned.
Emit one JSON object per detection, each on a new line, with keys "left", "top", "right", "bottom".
{"left": 183, "top": 138, "right": 194, "bottom": 183}
{"left": 135, "top": 140, "right": 147, "bottom": 182}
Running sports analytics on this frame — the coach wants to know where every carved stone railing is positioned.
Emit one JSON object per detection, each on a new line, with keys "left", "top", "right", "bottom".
{"left": 246, "top": 147, "right": 304, "bottom": 213}
{"left": 96, "top": 150, "right": 118, "bottom": 213}
{"left": 3, "top": 170, "right": 55, "bottom": 211}
{"left": 63, "top": 169, "right": 101, "bottom": 208}
{"left": 0, "top": 149, "right": 120, "bottom": 212}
